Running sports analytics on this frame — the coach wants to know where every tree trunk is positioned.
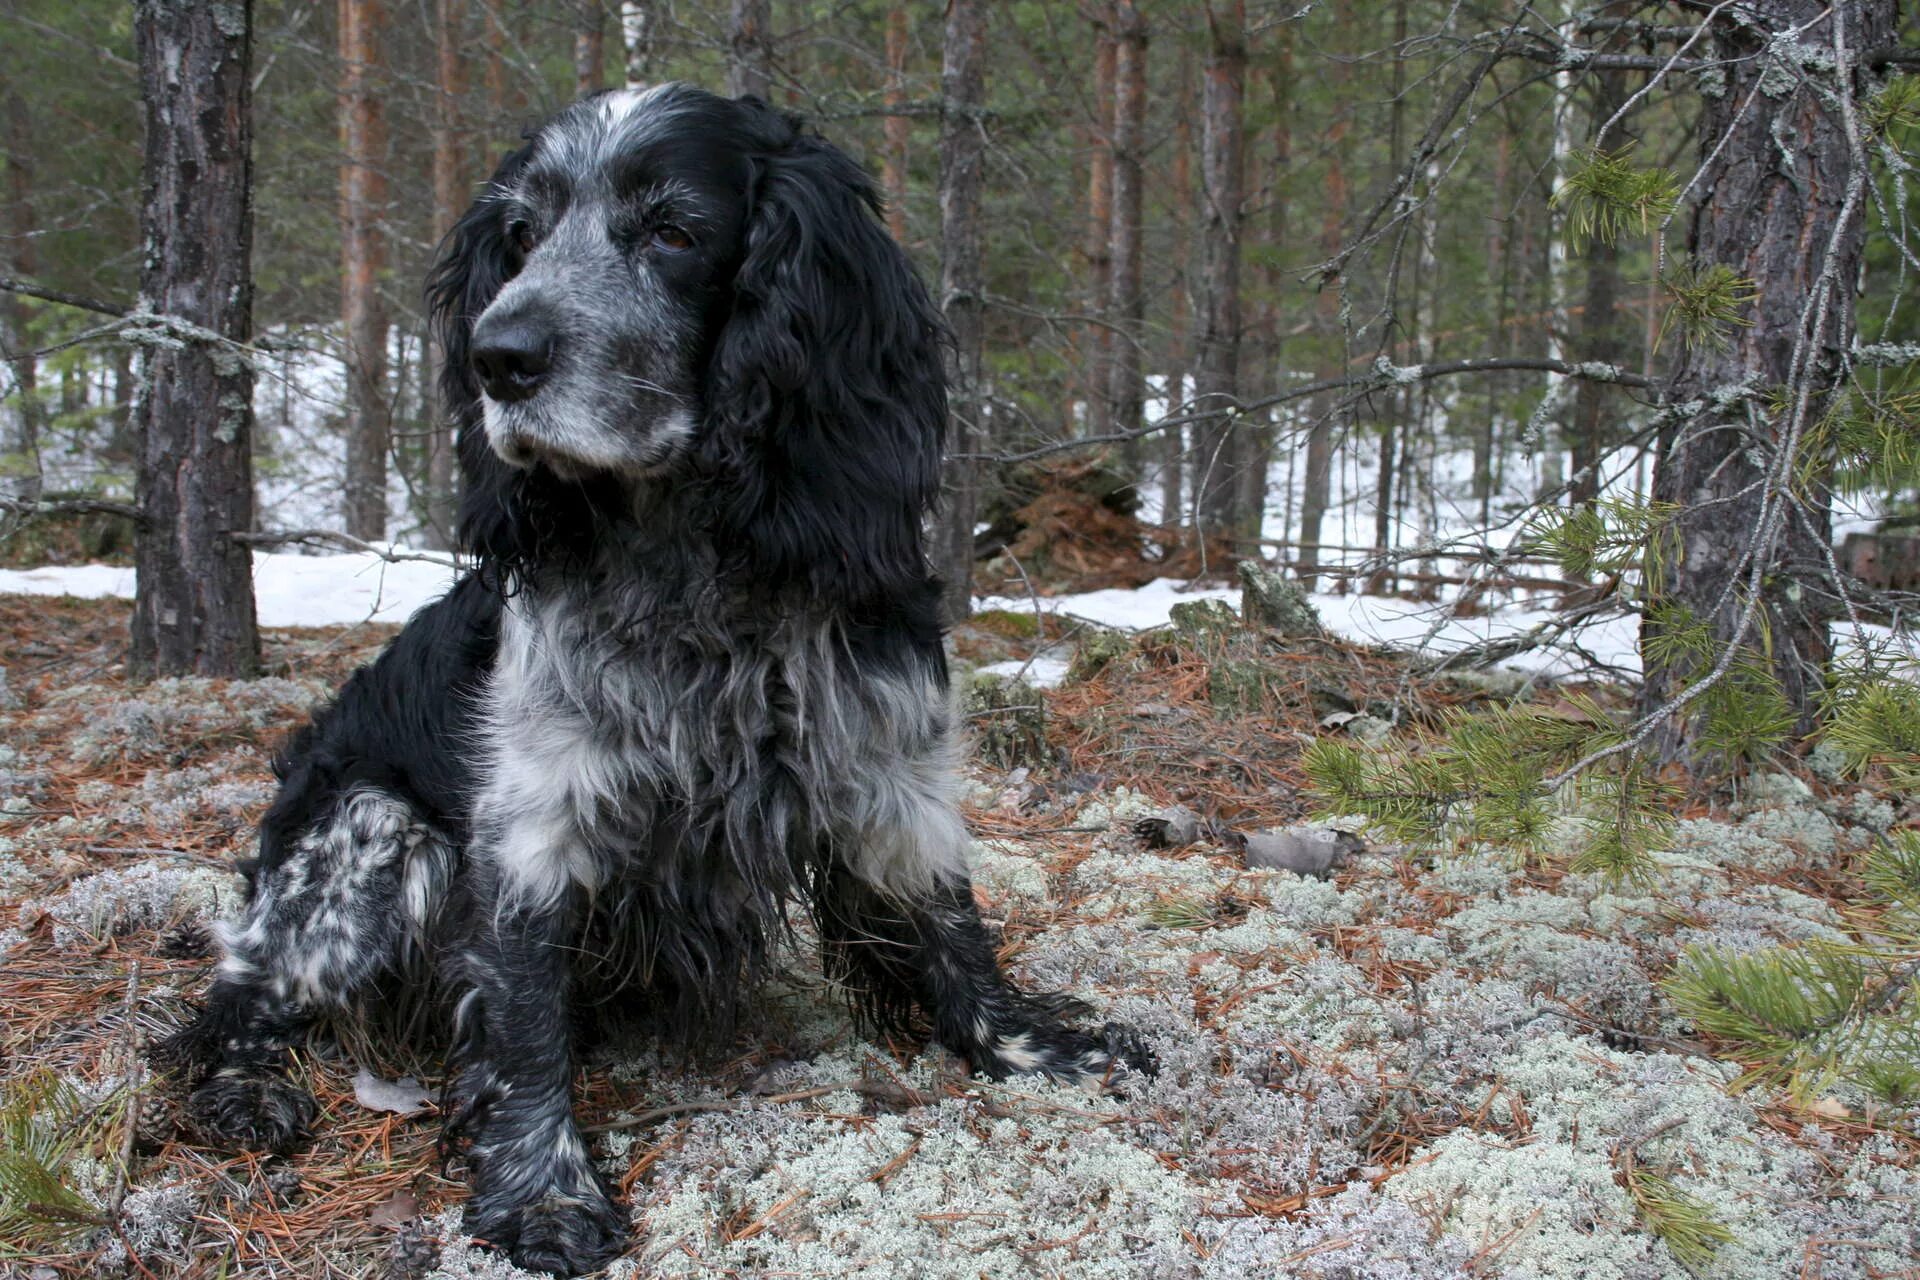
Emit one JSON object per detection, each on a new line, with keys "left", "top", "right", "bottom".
{"left": 1368, "top": 1, "right": 1408, "bottom": 591}
{"left": 129, "top": 0, "right": 259, "bottom": 679}
{"left": 1106, "top": 0, "right": 1148, "bottom": 475}
{"left": 574, "top": 0, "right": 606, "bottom": 97}
{"left": 1192, "top": 0, "right": 1245, "bottom": 538}
{"left": 1474, "top": 128, "right": 1513, "bottom": 526}
{"left": 1568, "top": 69, "right": 1629, "bottom": 509}
{"left": 339, "top": 0, "right": 389, "bottom": 542}
{"left": 1080, "top": 5, "right": 1116, "bottom": 441}
{"left": 1640, "top": 1, "right": 1892, "bottom": 755}
{"left": 1297, "top": 74, "right": 1347, "bottom": 586}
{"left": 1235, "top": 21, "right": 1293, "bottom": 545}
{"left": 424, "top": 0, "right": 464, "bottom": 550}
{"left": 2, "top": 79, "right": 41, "bottom": 501}
{"left": 1163, "top": 45, "right": 1196, "bottom": 527}
{"left": 881, "top": 5, "right": 910, "bottom": 243}
{"left": 622, "top": 2, "right": 656, "bottom": 87}
{"left": 728, "top": 0, "right": 772, "bottom": 100}
{"left": 936, "top": 0, "right": 986, "bottom": 625}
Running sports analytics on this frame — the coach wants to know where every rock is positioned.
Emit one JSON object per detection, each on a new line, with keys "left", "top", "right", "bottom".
{"left": 1244, "top": 826, "right": 1364, "bottom": 877}
{"left": 1067, "top": 629, "right": 1132, "bottom": 682}
{"left": 1308, "top": 678, "right": 1357, "bottom": 717}
{"left": 963, "top": 671, "right": 1048, "bottom": 770}
{"left": 1321, "top": 710, "right": 1394, "bottom": 747}
{"left": 1806, "top": 741, "right": 1851, "bottom": 783}
{"left": 1168, "top": 598, "right": 1239, "bottom": 646}
{"left": 1209, "top": 658, "right": 1281, "bottom": 716}
{"left": 1237, "top": 561, "right": 1324, "bottom": 637}
{"left": 1742, "top": 769, "right": 1815, "bottom": 810}
{"left": 1134, "top": 804, "right": 1204, "bottom": 849}
{"left": 353, "top": 1069, "right": 434, "bottom": 1117}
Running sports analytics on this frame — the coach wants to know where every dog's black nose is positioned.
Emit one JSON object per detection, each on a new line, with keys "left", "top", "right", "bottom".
{"left": 471, "top": 319, "right": 555, "bottom": 403}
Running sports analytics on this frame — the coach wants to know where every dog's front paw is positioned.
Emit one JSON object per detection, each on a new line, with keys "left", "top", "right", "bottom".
{"left": 185, "top": 1068, "right": 318, "bottom": 1153}
{"left": 972, "top": 1009, "right": 1157, "bottom": 1091}
{"left": 468, "top": 1190, "right": 626, "bottom": 1277}
{"left": 1089, "top": 1018, "right": 1157, "bottom": 1081}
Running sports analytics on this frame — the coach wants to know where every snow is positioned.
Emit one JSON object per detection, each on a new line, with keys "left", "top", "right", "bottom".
{"left": 0, "top": 556, "right": 1894, "bottom": 682}
{"left": 0, "top": 550, "right": 458, "bottom": 629}
{"left": 979, "top": 578, "right": 1644, "bottom": 676}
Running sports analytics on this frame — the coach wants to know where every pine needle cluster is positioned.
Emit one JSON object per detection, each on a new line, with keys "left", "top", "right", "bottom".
{"left": 1302, "top": 695, "right": 1676, "bottom": 883}
{"left": 1657, "top": 258, "right": 1760, "bottom": 353}
{"left": 1620, "top": 1160, "right": 1737, "bottom": 1273}
{"left": 1552, "top": 145, "right": 1680, "bottom": 247}
{"left": 1663, "top": 832, "right": 1920, "bottom": 1108}
{"left": 1805, "top": 383, "right": 1920, "bottom": 504}
{"left": 0, "top": 1070, "right": 114, "bottom": 1255}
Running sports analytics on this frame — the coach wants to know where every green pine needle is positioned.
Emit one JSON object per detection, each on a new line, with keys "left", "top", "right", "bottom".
{"left": 1552, "top": 145, "right": 1680, "bottom": 246}
{"left": 1658, "top": 259, "right": 1759, "bottom": 353}
{"left": 1624, "top": 1167, "right": 1736, "bottom": 1273}
{"left": 0, "top": 1070, "right": 111, "bottom": 1255}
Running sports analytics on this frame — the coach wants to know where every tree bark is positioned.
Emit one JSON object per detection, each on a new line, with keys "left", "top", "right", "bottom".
{"left": 1296, "top": 46, "right": 1347, "bottom": 587}
{"left": 621, "top": 2, "right": 656, "bottom": 87}
{"left": 1568, "top": 68, "right": 1629, "bottom": 509}
{"left": 1080, "top": 5, "right": 1116, "bottom": 440}
{"left": 130, "top": 0, "right": 259, "bottom": 679}
{"left": 728, "top": 0, "right": 772, "bottom": 100}
{"left": 1474, "top": 128, "right": 1514, "bottom": 526}
{"left": 936, "top": 0, "right": 986, "bottom": 625}
{"left": 1163, "top": 45, "right": 1196, "bottom": 526}
{"left": 339, "top": 0, "right": 390, "bottom": 542}
{"left": 1106, "top": 0, "right": 1148, "bottom": 474}
{"left": 2, "top": 78, "right": 41, "bottom": 501}
{"left": 1368, "top": 1, "right": 1408, "bottom": 591}
{"left": 1640, "top": 1, "right": 1893, "bottom": 754}
{"left": 574, "top": 0, "right": 606, "bottom": 97}
{"left": 1235, "top": 20, "right": 1293, "bottom": 544}
{"left": 423, "top": 0, "right": 465, "bottom": 550}
{"left": 881, "top": 5, "right": 911, "bottom": 244}
{"left": 1193, "top": 0, "right": 1246, "bottom": 538}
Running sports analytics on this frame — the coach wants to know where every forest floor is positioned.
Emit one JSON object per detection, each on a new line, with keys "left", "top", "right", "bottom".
{"left": 1, "top": 591, "right": 1916, "bottom": 1280}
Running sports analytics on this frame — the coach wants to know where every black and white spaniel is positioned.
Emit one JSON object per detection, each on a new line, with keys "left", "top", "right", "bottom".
{"left": 167, "top": 85, "right": 1147, "bottom": 1277}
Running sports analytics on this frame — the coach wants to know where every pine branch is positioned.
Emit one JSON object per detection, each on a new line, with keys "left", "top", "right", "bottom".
{"left": 0, "top": 274, "right": 128, "bottom": 319}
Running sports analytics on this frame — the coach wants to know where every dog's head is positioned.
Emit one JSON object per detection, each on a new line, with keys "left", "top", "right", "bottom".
{"left": 428, "top": 85, "right": 949, "bottom": 603}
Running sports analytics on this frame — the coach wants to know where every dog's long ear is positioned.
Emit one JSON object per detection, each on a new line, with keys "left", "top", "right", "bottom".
{"left": 425, "top": 142, "right": 536, "bottom": 565}
{"left": 703, "top": 107, "right": 951, "bottom": 606}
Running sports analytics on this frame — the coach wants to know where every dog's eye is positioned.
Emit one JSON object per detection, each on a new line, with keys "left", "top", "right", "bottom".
{"left": 651, "top": 225, "right": 694, "bottom": 253}
{"left": 509, "top": 219, "right": 537, "bottom": 254}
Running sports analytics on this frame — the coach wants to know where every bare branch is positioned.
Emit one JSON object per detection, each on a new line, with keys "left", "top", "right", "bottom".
{"left": 227, "top": 528, "right": 465, "bottom": 569}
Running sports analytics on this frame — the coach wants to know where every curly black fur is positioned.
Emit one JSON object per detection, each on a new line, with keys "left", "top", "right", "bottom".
{"left": 167, "top": 85, "right": 1149, "bottom": 1278}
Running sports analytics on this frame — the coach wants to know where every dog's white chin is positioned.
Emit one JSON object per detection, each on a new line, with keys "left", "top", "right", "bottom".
{"left": 484, "top": 404, "right": 695, "bottom": 480}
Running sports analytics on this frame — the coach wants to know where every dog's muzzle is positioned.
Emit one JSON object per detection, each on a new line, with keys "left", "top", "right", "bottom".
{"left": 471, "top": 313, "right": 557, "bottom": 404}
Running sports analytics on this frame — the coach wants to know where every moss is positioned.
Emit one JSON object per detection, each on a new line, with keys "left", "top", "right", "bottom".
{"left": 1236, "top": 560, "right": 1323, "bottom": 637}
{"left": 968, "top": 607, "right": 1041, "bottom": 640}
{"left": 1065, "top": 628, "right": 1132, "bottom": 682}
{"left": 1167, "top": 598, "right": 1239, "bottom": 648}
{"left": 1207, "top": 657, "right": 1284, "bottom": 716}
{"left": 960, "top": 671, "right": 1046, "bottom": 771}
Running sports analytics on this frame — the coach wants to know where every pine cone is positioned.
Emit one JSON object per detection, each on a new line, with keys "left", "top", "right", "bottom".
{"left": 259, "top": 1162, "right": 303, "bottom": 1206}
{"left": 160, "top": 922, "right": 212, "bottom": 959}
{"left": 387, "top": 1220, "right": 440, "bottom": 1280}
{"left": 135, "top": 1093, "right": 176, "bottom": 1148}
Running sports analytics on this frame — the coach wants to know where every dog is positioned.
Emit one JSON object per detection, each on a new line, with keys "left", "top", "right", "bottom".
{"left": 167, "top": 84, "right": 1149, "bottom": 1277}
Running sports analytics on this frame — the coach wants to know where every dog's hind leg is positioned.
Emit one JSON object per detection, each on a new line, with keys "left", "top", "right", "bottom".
{"left": 445, "top": 880, "right": 625, "bottom": 1278}
{"left": 817, "top": 867, "right": 1153, "bottom": 1086}
{"left": 168, "top": 785, "right": 452, "bottom": 1153}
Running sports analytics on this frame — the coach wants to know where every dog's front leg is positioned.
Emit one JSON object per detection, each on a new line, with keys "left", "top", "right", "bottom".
{"left": 821, "top": 868, "right": 1154, "bottom": 1086}
{"left": 451, "top": 884, "right": 624, "bottom": 1277}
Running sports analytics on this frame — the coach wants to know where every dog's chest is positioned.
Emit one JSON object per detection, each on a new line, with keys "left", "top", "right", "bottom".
{"left": 476, "top": 585, "right": 860, "bottom": 891}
